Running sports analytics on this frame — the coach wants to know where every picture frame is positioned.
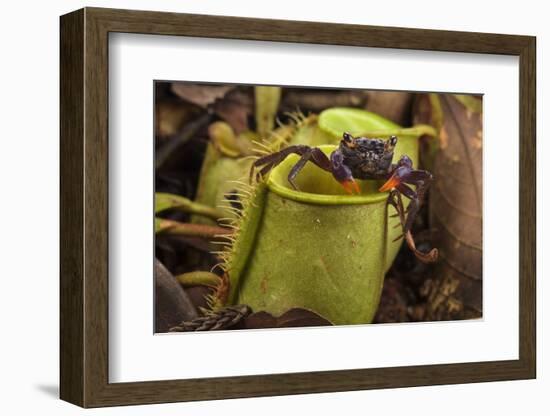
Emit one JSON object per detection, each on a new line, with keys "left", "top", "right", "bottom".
{"left": 60, "top": 7, "right": 536, "bottom": 408}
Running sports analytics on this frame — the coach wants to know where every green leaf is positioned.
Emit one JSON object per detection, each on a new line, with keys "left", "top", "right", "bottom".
{"left": 176, "top": 271, "right": 221, "bottom": 287}
{"left": 255, "top": 86, "right": 282, "bottom": 137}
{"left": 453, "top": 94, "right": 483, "bottom": 113}
{"left": 318, "top": 107, "right": 400, "bottom": 139}
{"left": 318, "top": 107, "right": 437, "bottom": 139}
{"left": 155, "top": 192, "right": 224, "bottom": 219}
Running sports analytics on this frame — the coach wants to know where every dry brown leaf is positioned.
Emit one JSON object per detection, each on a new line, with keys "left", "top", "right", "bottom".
{"left": 213, "top": 88, "right": 253, "bottom": 134}
{"left": 365, "top": 91, "right": 414, "bottom": 125}
{"left": 280, "top": 88, "right": 369, "bottom": 113}
{"left": 171, "top": 83, "right": 233, "bottom": 108}
{"left": 413, "top": 94, "right": 483, "bottom": 320}
{"left": 155, "top": 259, "right": 198, "bottom": 332}
{"left": 241, "top": 308, "right": 333, "bottom": 329}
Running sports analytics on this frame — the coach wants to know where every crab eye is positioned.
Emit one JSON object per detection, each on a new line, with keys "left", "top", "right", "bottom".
{"left": 343, "top": 132, "right": 354, "bottom": 144}
{"left": 385, "top": 135, "right": 398, "bottom": 151}
{"left": 342, "top": 132, "right": 357, "bottom": 149}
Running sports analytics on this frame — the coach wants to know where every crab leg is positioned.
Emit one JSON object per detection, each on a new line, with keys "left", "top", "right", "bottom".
{"left": 379, "top": 157, "right": 432, "bottom": 233}
{"left": 250, "top": 145, "right": 334, "bottom": 191}
{"left": 250, "top": 145, "right": 309, "bottom": 184}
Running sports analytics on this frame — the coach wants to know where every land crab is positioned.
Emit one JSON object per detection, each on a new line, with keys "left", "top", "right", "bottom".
{"left": 250, "top": 132, "right": 438, "bottom": 263}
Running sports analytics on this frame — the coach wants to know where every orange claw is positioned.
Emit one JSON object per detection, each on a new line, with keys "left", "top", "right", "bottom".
{"left": 341, "top": 179, "right": 360, "bottom": 194}
{"left": 379, "top": 175, "right": 400, "bottom": 192}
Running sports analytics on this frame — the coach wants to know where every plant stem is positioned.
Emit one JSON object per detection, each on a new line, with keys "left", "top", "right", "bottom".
{"left": 155, "top": 218, "right": 233, "bottom": 239}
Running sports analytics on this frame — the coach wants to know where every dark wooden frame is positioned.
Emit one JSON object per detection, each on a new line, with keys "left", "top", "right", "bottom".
{"left": 60, "top": 7, "right": 536, "bottom": 408}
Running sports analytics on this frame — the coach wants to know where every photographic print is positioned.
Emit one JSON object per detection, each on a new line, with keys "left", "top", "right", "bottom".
{"left": 60, "top": 9, "right": 535, "bottom": 406}
{"left": 154, "top": 82, "right": 483, "bottom": 333}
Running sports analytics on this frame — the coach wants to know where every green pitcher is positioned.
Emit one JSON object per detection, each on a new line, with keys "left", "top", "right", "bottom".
{"left": 227, "top": 145, "right": 391, "bottom": 325}
{"left": 289, "top": 107, "right": 425, "bottom": 270}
